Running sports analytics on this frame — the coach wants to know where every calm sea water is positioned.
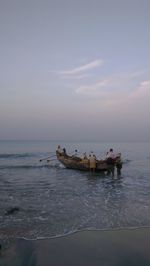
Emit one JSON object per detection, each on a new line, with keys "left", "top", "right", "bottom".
{"left": 0, "top": 140, "right": 150, "bottom": 240}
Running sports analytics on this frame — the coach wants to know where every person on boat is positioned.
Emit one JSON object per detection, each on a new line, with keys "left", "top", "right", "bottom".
{"left": 83, "top": 152, "right": 87, "bottom": 159}
{"left": 62, "top": 147, "right": 66, "bottom": 155}
{"left": 72, "top": 149, "right": 81, "bottom": 161}
{"left": 81, "top": 153, "right": 88, "bottom": 165}
{"left": 56, "top": 145, "right": 63, "bottom": 155}
{"left": 62, "top": 147, "right": 68, "bottom": 158}
{"left": 115, "top": 153, "right": 122, "bottom": 176}
{"left": 72, "top": 149, "right": 79, "bottom": 157}
{"left": 106, "top": 148, "right": 115, "bottom": 176}
{"left": 89, "top": 153, "right": 96, "bottom": 173}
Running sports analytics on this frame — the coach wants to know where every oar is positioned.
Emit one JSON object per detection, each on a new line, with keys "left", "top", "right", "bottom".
{"left": 47, "top": 158, "right": 57, "bottom": 162}
{"left": 39, "top": 156, "right": 52, "bottom": 162}
{"left": 39, "top": 154, "right": 57, "bottom": 162}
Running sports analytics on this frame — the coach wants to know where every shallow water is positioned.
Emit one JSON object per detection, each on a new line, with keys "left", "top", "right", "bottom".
{"left": 0, "top": 141, "right": 150, "bottom": 239}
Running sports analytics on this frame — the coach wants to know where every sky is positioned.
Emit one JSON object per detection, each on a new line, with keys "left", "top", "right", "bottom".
{"left": 0, "top": 0, "right": 150, "bottom": 141}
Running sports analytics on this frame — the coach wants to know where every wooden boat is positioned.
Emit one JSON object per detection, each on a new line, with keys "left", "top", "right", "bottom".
{"left": 56, "top": 151, "right": 110, "bottom": 172}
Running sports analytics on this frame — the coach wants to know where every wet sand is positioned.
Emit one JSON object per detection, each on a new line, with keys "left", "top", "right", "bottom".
{"left": 0, "top": 227, "right": 150, "bottom": 266}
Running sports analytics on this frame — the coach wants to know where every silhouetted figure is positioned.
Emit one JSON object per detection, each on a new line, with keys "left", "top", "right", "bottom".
{"left": 106, "top": 149, "right": 115, "bottom": 176}
{"left": 115, "top": 153, "right": 122, "bottom": 176}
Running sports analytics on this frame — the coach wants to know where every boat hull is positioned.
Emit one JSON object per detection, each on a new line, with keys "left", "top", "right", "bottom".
{"left": 56, "top": 152, "right": 109, "bottom": 172}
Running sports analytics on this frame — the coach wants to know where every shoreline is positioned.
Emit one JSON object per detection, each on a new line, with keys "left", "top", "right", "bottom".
{"left": 1, "top": 227, "right": 150, "bottom": 266}
{"left": 1, "top": 224, "right": 150, "bottom": 241}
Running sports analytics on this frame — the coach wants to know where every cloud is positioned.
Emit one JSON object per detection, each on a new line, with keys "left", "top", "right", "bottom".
{"left": 75, "top": 68, "right": 150, "bottom": 98}
{"left": 112, "top": 79, "right": 150, "bottom": 110}
{"left": 75, "top": 70, "right": 150, "bottom": 115}
{"left": 130, "top": 80, "right": 150, "bottom": 99}
{"left": 59, "top": 59, "right": 104, "bottom": 78}
{"left": 62, "top": 73, "right": 89, "bottom": 80}
{"left": 75, "top": 74, "right": 131, "bottom": 98}
{"left": 76, "top": 79, "right": 110, "bottom": 97}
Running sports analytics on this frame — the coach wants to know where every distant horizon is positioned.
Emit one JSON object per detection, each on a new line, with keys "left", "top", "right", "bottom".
{"left": 0, "top": 139, "right": 150, "bottom": 143}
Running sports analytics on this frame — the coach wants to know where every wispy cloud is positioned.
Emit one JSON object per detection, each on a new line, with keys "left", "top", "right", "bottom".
{"left": 59, "top": 59, "right": 104, "bottom": 78}
{"left": 74, "top": 66, "right": 150, "bottom": 121}
{"left": 75, "top": 69, "right": 150, "bottom": 98}
{"left": 76, "top": 79, "right": 110, "bottom": 96}
{"left": 62, "top": 73, "right": 89, "bottom": 80}
{"left": 130, "top": 80, "right": 150, "bottom": 99}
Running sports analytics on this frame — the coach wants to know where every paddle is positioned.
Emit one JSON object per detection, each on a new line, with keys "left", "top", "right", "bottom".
{"left": 47, "top": 158, "right": 57, "bottom": 162}
{"left": 39, "top": 156, "right": 50, "bottom": 162}
{"left": 39, "top": 154, "right": 57, "bottom": 162}
{"left": 39, "top": 156, "right": 52, "bottom": 162}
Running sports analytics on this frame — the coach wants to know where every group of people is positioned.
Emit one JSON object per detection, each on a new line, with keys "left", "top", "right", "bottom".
{"left": 56, "top": 145, "right": 67, "bottom": 156}
{"left": 84, "top": 149, "right": 122, "bottom": 176}
{"left": 80, "top": 148, "right": 122, "bottom": 176}
{"left": 56, "top": 145, "right": 122, "bottom": 176}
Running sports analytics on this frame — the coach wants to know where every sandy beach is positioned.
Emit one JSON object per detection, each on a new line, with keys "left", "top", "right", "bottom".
{"left": 1, "top": 227, "right": 150, "bottom": 266}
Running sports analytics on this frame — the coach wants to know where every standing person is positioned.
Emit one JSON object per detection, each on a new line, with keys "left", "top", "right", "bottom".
{"left": 89, "top": 153, "right": 96, "bottom": 173}
{"left": 115, "top": 153, "right": 122, "bottom": 176}
{"left": 106, "top": 148, "right": 115, "bottom": 159}
{"left": 106, "top": 148, "right": 115, "bottom": 176}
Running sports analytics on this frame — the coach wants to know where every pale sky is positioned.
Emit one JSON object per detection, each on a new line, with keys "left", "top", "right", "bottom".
{"left": 0, "top": 0, "right": 150, "bottom": 141}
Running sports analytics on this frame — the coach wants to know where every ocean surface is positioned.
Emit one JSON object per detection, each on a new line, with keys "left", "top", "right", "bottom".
{"left": 0, "top": 140, "right": 150, "bottom": 240}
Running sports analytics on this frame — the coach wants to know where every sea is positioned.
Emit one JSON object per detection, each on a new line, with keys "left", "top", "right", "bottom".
{"left": 0, "top": 140, "right": 150, "bottom": 241}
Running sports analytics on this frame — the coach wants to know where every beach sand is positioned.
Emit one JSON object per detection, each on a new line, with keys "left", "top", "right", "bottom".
{"left": 0, "top": 227, "right": 150, "bottom": 266}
